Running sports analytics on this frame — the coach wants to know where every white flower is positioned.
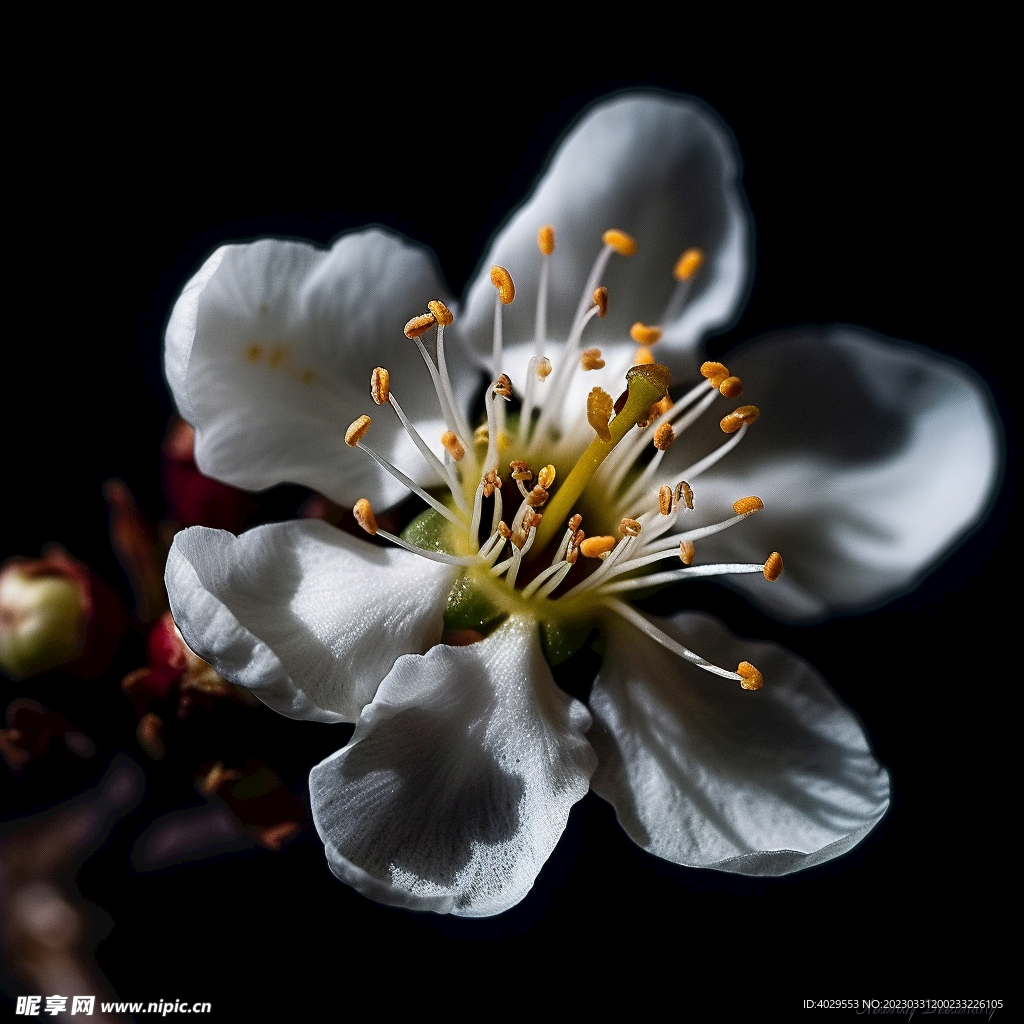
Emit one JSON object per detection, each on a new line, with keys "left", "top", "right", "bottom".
{"left": 162, "top": 94, "right": 999, "bottom": 917}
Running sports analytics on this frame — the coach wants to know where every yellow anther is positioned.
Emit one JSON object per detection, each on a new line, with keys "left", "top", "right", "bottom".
{"left": 474, "top": 424, "right": 490, "bottom": 446}
{"left": 498, "top": 521, "right": 512, "bottom": 539}
{"left": 733, "top": 495, "right": 764, "bottom": 515}
{"left": 441, "top": 430, "right": 465, "bottom": 462}
{"left": 493, "top": 373, "right": 513, "bottom": 398}
{"left": 736, "top": 661, "right": 763, "bottom": 691}
{"left": 536, "top": 357, "right": 552, "bottom": 380}
{"left": 525, "top": 486, "right": 548, "bottom": 508}
{"left": 634, "top": 347, "right": 655, "bottom": 365}
{"left": 679, "top": 539, "right": 695, "bottom": 565}
{"left": 653, "top": 423, "right": 675, "bottom": 451}
{"left": 345, "top": 415, "right": 371, "bottom": 447}
{"left": 568, "top": 514, "right": 583, "bottom": 533}
{"left": 370, "top": 367, "right": 390, "bottom": 405}
{"left": 509, "top": 460, "right": 533, "bottom": 482}
{"left": 353, "top": 498, "right": 378, "bottom": 535}
{"left": 587, "top": 387, "right": 614, "bottom": 442}
{"left": 537, "top": 464, "right": 556, "bottom": 490}
{"left": 602, "top": 229, "right": 638, "bottom": 257}
{"left": 719, "top": 375, "right": 743, "bottom": 398}
{"left": 700, "top": 361, "right": 730, "bottom": 388}
{"left": 675, "top": 480, "right": 694, "bottom": 511}
{"left": 630, "top": 323, "right": 662, "bottom": 346}
{"left": 483, "top": 469, "right": 502, "bottom": 498}
{"left": 658, "top": 485, "right": 673, "bottom": 515}
{"left": 538, "top": 224, "right": 555, "bottom": 256}
{"left": 404, "top": 312, "right": 436, "bottom": 338}
{"left": 490, "top": 266, "right": 515, "bottom": 304}
{"left": 620, "top": 517, "right": 642, "bottom": 538}
{"left": 592, "top": 286, "right": 609, "bottom": 318}
{"left": 720, "top": 405, "right": 761, "bottom": 434}
{"left": 580, "top": 535, "right": 616, "bottom": 558}
{"left": 763, "top": 551, "right": 784, "bottom": 582}
{"left": 427, "top": 299, "right": 454, "bottom": 326}
{"left": 581, "top": 347, "right": 606, "bottom": 371}
{"left": 674, "top": 247, "right": 704, "bottom": 281}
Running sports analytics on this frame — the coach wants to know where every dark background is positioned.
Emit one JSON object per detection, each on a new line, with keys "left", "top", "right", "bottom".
{"left": 4, "top": 33, "right": 1011, "bottom": 1016}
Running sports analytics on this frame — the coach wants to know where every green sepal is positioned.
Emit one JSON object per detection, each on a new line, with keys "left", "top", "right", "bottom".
{"left": 540, "top": 618, "right": 593, "bottom": 666}
{"left": 443, "top": 573, "right": 504, "bottom": 631}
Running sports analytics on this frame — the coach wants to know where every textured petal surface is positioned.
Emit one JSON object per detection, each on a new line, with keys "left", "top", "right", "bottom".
{"left": 165, "top": 230, "right": 478, "bottom": 508}
{"left": 656, "top": 327, "right": 1001, "bottom": 621}
{"left": 311, "top": 616, "right": 596, "bottom": 916}
{"left": 459, "top": 93, "right": 749, "bottom": 377}
{"left": 165, "top": 520, "right": 456, "bottom": 723}
{"left": 589, "top": 612, "right": 889, "bottom": 874}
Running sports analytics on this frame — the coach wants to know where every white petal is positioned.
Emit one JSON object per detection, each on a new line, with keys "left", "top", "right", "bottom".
{"left": 589, "top": 612, "right": 889, "bottom": 874}
{"left": 165, "top": 230, "right": 478, "bottom": 508}
{"left": 459, "top": 93, "right": 749, "bottom": 376}
{"left": 659, "top": 327, "right": 1001, "bottom": 621}
{"left": 310, "top": 616, "right": 596, "bottom": 916}
{"left": 165, "top": 520, "right": 456, "bottom": 723}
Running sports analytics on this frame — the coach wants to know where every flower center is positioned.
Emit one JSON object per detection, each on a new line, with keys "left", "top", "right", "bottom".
{"left": 346, "top": 225, "right": 781, "bottom": 688}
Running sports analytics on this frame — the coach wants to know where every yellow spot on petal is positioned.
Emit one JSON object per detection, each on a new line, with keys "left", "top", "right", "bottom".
{"left": 268, "top": 347, "right": 286, "bottom": 368}
{"left": 245, "top": 344, "right": 262, "bottom": 362}
{"left": 301, "top": 369, "right": 315, "bottom": 385}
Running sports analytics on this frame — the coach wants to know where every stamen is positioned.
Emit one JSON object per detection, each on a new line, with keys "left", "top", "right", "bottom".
{"left": 732, "top": 495, "right": 764, "bottom": 515}
{"left": 353, "top": 497, "right": 377, "bottom": 535}
{"left": 345, "top": 415, "right": 371, "bottom": 447}
{"left": 598, "top": 561, "right": 773, "bottom": 594}
{"left": 653, "top": 423, "right": 675, "bottom": 450}
{"left": 661, "top": 248, "right": 704, "bottom": 324}
{"left": 573, "top": 233, "right": 631, "bottom": 327}
{"left": 676, "top": 481, "right": 694, "bottom": 510}
{"left": 352, "top": 499, "right": 479, "bottom": 567}
{"left": 538, "top": 224, "right": 555, "bottom": 256}
{"left": 602, "top": 229, "right": 638, "bottom": 256}
{"left": 370, "top": 367, "right": 390, "bottom": 405}
{"left": 630, "top": 323, "right": 662, "bottom": 346}
{"left": 510, "top": 460, "right": 533, "bottom": 483}
{"left": 592, "top": 286, "right": 609, "bottom": 318}
{"left": 580, "top": 536, "right": 616, "bottom": 558}
{"left": 634, "top": 347, "right": 655, "bottom": 365}
{"left": 658, "top": 485, "right": 673, "bottom": 515}
{"left": 525, "top": 486, "right": 548, "bottom": 507}
{"left": 537, "top": 464, "right": 556, "bottom": 489}
{"left": 587, "top": 387, "right": 614, "bottom": 442}
{"left": 736, "top": 662, "right": 764, "bottom": 691}
{"left": 679, "top": 539, "right": 695, "bottom": 565}
{"left": 603, "top": 598, "right": 749, "bottom": 684}
{"left": 700, "top": 361, "right": 730, "bottom": 388}
{"left": 718, "top": 376, "right": 743, "bottom": 398}
{"left": 490, "top": 265, "right": 515, "bottom": 305}
{"left": 533, "top": 560, "right": 574, "bottom": 599}
{"left": 763, "top": 551, "right": 784, "bottom": 582}
{"left": 674, "top": 248, "right": 704, "bottom": 280}
{"left": 581, "top": 348, "right": 606, "bottom": 370}
{"left": 403, "top": 313, "right": 436, "bottom": 338}
{"left": 441, "top": 430, "right": 465, "bottom": 461}
{"left": 620, "top": 518, "right": 642, "bottom": 537}
{"left": 721, "top": 405, "right": 761, "bottom": 434}
{"left": 536, "top": 358, "right": 552, "bottom": 379}
{"left": 427, "top": 299, "right": 453, "bottom": 326}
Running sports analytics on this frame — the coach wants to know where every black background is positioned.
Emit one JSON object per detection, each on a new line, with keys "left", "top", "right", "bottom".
{"left": 4, "top": 29, "right": 1012, "bottom": 1017}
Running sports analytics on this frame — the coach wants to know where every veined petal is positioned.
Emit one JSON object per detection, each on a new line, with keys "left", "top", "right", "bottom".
{"left": 165, "top": 520, "right": 456, "bottom": 723}
{"left": 589, "top": 612, "right": 889, "bottom": 875}
{"left": 460, "top": 93, "right": 749, "bottom": 375}
{"left": 310, "top": 616, "right": 596, "bottom": 916}
{"left": 659, "top": 327, "right": 1001, "bottom": 621}
{"left": 165, "top": 229, "right": 478, "bottom": 509}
